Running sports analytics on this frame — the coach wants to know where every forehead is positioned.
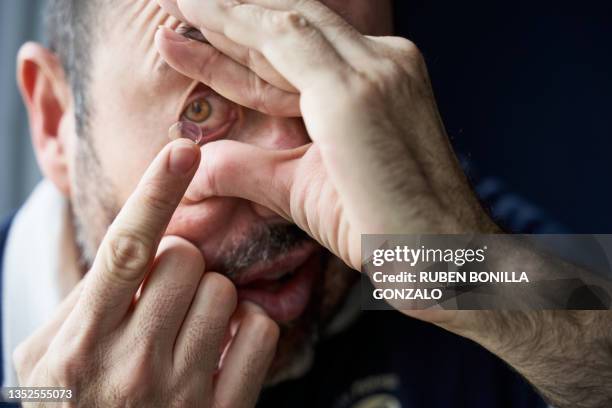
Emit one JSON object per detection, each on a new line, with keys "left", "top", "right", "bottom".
{"left": 92, "top": 0, "right": 391, "bottom": 83}
{"left": 89, "top": 0, "right": 392, "bottom": 98}
{"left": 102, "top": 0, "right": 392, "bottom": 40}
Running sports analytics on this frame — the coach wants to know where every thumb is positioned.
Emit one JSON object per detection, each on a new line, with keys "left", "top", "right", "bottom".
{"left": 187, "top": 140, "right": 306, "bottom": 220}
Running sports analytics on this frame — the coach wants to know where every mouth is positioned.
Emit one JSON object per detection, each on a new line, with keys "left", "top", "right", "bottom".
{"left": 233, "top": 243, "right": 322, "bottom": 323}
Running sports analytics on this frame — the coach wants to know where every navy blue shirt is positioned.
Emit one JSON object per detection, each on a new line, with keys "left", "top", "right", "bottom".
{"left": 257, "top": 312, "right": 545, "bottom": 408}
{"left": 0, "top": 213, "right": 17, "bottom": 407}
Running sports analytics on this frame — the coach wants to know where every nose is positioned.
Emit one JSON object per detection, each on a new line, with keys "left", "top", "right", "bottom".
{"left": 236, "top": 113, "right": 310, "bottom": 150}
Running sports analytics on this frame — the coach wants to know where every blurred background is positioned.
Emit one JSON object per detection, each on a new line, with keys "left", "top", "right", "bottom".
{"left": 1, "top": 0, "right": 611, "bottom": 232}
{"left": 0, "top": 0, "right": 45, "bottom": 221}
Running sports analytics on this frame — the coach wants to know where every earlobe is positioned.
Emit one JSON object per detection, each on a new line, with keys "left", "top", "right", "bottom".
{"left": 17, "top": 42, "right": 72, "bottom": 196}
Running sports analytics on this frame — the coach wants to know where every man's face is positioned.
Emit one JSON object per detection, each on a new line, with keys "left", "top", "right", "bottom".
{"left": 69, "top": 0, "right": 392, "bottom": 382}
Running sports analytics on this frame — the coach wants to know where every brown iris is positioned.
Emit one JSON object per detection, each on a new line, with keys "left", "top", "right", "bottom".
{"left": 183, "top": 98, "right": 212, "bottom": 123}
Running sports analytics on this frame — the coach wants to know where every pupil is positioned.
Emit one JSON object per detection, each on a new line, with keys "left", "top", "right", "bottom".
{"left": 192, "top": 102, "right": 202, "bottom": 114}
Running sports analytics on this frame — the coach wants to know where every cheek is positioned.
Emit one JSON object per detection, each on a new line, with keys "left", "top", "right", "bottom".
{"left": 88, "top": 54, "right": 193, "bottom": 205}
{"left": 90, "top": 115, "right": 164, "bottom": 205}
{"left": 87, "top": 89, "right": 177, "bottom": 205}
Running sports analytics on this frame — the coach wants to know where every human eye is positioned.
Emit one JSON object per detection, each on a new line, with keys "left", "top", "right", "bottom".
{"left": 180, "top": 86, "right": 239, "bottom": 143}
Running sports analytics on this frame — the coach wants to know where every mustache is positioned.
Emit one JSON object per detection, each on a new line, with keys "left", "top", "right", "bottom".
{"left": 217, "top": 223, "right": 314, "bottom": 279}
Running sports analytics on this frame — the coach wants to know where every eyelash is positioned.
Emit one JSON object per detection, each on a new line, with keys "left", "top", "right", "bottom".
{"left": 180, "top": 89, "right": 239, "bottom": 144}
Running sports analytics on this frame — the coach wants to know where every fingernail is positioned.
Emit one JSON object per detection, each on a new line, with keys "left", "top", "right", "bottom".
{"left": 169, "top": 142, "right": 199, "bottom": 175}
{"left": 169, "top": 121, "right": 203, "bottom": 145}
{"left": 158, "top": 26, "right": 191, "bottom": 43}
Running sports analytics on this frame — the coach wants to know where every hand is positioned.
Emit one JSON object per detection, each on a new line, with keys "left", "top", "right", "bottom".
{"left": 154, "top": 0, "right": 497, "bottom": 330}
{"left": 151, "top": 5, "right": 612, "bottom": 407}
{"left": 155, "top": 0, "right": 496, "bottom": 271}
{"left": 13, "top": 139, "right": 279, "bottom": 407}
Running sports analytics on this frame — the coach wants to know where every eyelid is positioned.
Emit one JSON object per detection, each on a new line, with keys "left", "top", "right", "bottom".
{"left": 182, "top": 86, "right": 217, "bottom": 114}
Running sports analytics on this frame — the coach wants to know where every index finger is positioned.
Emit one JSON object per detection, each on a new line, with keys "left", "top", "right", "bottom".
{"left": 77, "top": 137, "right": 201, "bottom": 332}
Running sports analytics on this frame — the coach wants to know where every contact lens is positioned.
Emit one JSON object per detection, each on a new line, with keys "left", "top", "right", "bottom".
{"left": 168, "top": 121, "right": 203, "bottom": 145}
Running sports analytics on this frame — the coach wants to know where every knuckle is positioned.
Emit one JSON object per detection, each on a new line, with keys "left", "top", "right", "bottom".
{"left": 248, "top": 79, "right": 285, "bottom": 116}
{"left": 47, "top": 350, "right": 85, "bottom": 385}
{"left": 140, "top": 179, "right": 178, "bottom": 215}
{"left": 347, "top": 75, "right": 385, "bottom": 105}
{"left": 376, "top": 57, "right": 405, "bottom": 80}
{"left": 104, "top": 229, "right": 153, "bottom": 282}
{"left": 392, "top": 38, "right": 426, "bottom": 72}
{"left": 119, "top": 353, "right": 156, "bottom": 398}
{"left": 220, "top": 0, "right": 240, "bottom": 10}
{"left": 248, "top": 75, "right": 272, "bottom": 115}
{"left": 393, "top": 36, "right": 421, "bottom": 57}
{"left": 268, "top": 10, "right": 308, "bottom": 34}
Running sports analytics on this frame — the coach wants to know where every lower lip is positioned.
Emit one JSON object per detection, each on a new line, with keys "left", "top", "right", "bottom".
{"left": 236, "top": 253, "right": 320, "bottom": 323}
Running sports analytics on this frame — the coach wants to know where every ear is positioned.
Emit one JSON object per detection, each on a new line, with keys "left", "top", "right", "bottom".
{"left": 17, "top": 42, "right": 73, "bottom": 196}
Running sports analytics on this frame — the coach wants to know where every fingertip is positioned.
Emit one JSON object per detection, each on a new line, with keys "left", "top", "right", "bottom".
{"left": 239, "top": 300, "right": 268, "bottom": 316}
{"left": 154, "top": 26, "right": 172, "bottom": 58}
{"left": 155, "top": 26, "right": 203, "bottom": 75}
{"left": 156, "top": 235, "right": 206, "bottom": 273}
{"left": 155, "top": 26, "right": 191, "bottom": 58}
{"left": 168, "top": 139, "right": 201, "bottom": 175}
{"left": 157, "top": 0, "right": 188, "bottom": 22}
{"left": 154, "top": 25, "right": 164, "bottom": 47}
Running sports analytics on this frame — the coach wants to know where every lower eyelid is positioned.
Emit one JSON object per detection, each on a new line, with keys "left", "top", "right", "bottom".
{"left": 195, "top": 106, "right": 240, "bottom": 143}
{"left": 179, "top": 87, "right": 241, "bottom": 142}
